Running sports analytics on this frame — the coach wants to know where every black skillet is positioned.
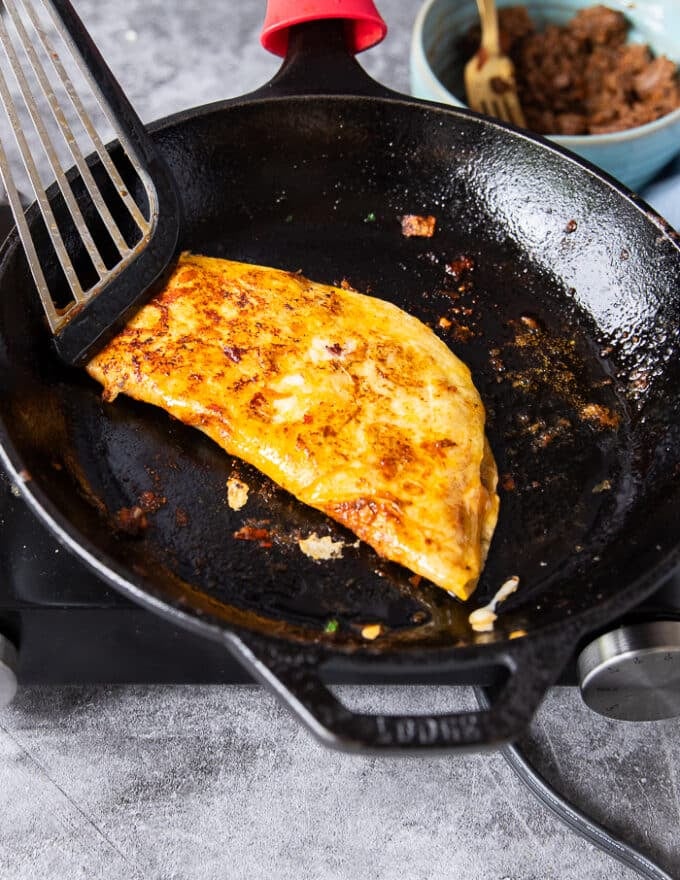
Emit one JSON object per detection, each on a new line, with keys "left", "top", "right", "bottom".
{"left": 0, "top": 0, "right": 679, "bottom": 752}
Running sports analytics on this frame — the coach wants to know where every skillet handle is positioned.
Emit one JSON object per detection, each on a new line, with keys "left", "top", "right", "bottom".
{"left": 261, "top": 0, "right": 387, "bottom": 57}
{"left": 228, "top": 632, "right": 575, "bottom": 753}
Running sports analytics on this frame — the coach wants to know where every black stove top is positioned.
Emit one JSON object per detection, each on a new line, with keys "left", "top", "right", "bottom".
{"left": 0, "top": 467, "right": 260, "bottom": 685}
{"left": 3, "top": 465, "right": 679, "bottom": 695}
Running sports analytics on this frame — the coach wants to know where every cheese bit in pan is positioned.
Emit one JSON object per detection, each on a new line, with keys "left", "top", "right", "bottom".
{"left": 298, "top": 533, "right": 346, "bottom": 561}
{"left": 227, "top": 476, "right": 250, "bottom": 510}
{"left": 468, "top": 576, "right": 520, "bottom": 633}
{"left": 361, "top": 623, "right": 383, "bottom": 641}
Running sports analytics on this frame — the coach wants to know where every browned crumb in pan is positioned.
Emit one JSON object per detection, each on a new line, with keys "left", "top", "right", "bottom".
{"left": 114, "top": 506, "right": 148, "bottom": 536}
{"left": 400, "top": 214, "right": 437, "bottom": 237}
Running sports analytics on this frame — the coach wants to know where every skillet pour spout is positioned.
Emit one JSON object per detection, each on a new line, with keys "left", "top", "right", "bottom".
{"left": 0, "top": 0, "right": 679, "bottom": 752}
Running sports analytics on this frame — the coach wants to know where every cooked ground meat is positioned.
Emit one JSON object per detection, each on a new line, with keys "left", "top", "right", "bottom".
{"left": 461, "top": 5, "right": 680, "bottom": 135}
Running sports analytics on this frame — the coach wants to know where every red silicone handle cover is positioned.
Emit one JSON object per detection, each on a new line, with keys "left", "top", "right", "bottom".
{"left": 261, "top": 0, "right": 387, "bottom": 56}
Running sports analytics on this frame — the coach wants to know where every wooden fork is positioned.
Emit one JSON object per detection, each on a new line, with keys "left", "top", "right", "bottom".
{"left": 464, "top": 0, "right": 526, "bottom": 127}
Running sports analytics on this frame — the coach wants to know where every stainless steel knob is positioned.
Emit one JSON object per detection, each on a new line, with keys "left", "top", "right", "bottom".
{"left": 0, "top": 633, "right": 18, "bottom": 709}
{"left": 577, "top": 621, "right": 680, "bottom": 721}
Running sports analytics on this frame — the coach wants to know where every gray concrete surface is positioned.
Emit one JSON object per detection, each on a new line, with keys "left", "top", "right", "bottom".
{"left": 0, "top": 1, "right": 679, "bottom": 878}
{"left": 1, "top": 685, "right": 679, "bottom": 879}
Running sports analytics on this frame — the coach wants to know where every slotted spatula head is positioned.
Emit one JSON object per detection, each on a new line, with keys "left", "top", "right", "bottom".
{"left": 0, "top": 0, "right": 180, "bottom": 366}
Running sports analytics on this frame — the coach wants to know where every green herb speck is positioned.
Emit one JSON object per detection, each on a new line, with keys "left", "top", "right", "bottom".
{"left": 324, "top": 619, "right": 339, "bottom": 633}
{"left": 364, "top": 212, "right": 376, "bottom": 223}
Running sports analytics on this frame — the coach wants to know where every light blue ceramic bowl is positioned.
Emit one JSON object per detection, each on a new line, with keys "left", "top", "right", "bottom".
{"left": 410, "top": 0, "right": 680, "bottom": 192}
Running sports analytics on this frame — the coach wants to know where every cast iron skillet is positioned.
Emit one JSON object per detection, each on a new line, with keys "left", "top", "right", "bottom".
{"left": 1, "top": 1, "right": 679, "bottom": 752}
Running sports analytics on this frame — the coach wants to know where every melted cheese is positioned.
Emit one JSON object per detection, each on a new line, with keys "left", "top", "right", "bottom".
{"left": 468, "top": 576, "right": 520, "bottom": 632}
{"left": 87, "top": 253, "right": 499, "bottom": 599}
{"left": 226, "top": 476, "right": 249, "bottom": 511}
{"left": 298, "top": 533, "right": 346, "bottom": 560}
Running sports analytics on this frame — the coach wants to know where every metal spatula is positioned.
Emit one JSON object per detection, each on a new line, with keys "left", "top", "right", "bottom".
{"left": 0, "top": 0, "right": 180, "bottom": 366}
